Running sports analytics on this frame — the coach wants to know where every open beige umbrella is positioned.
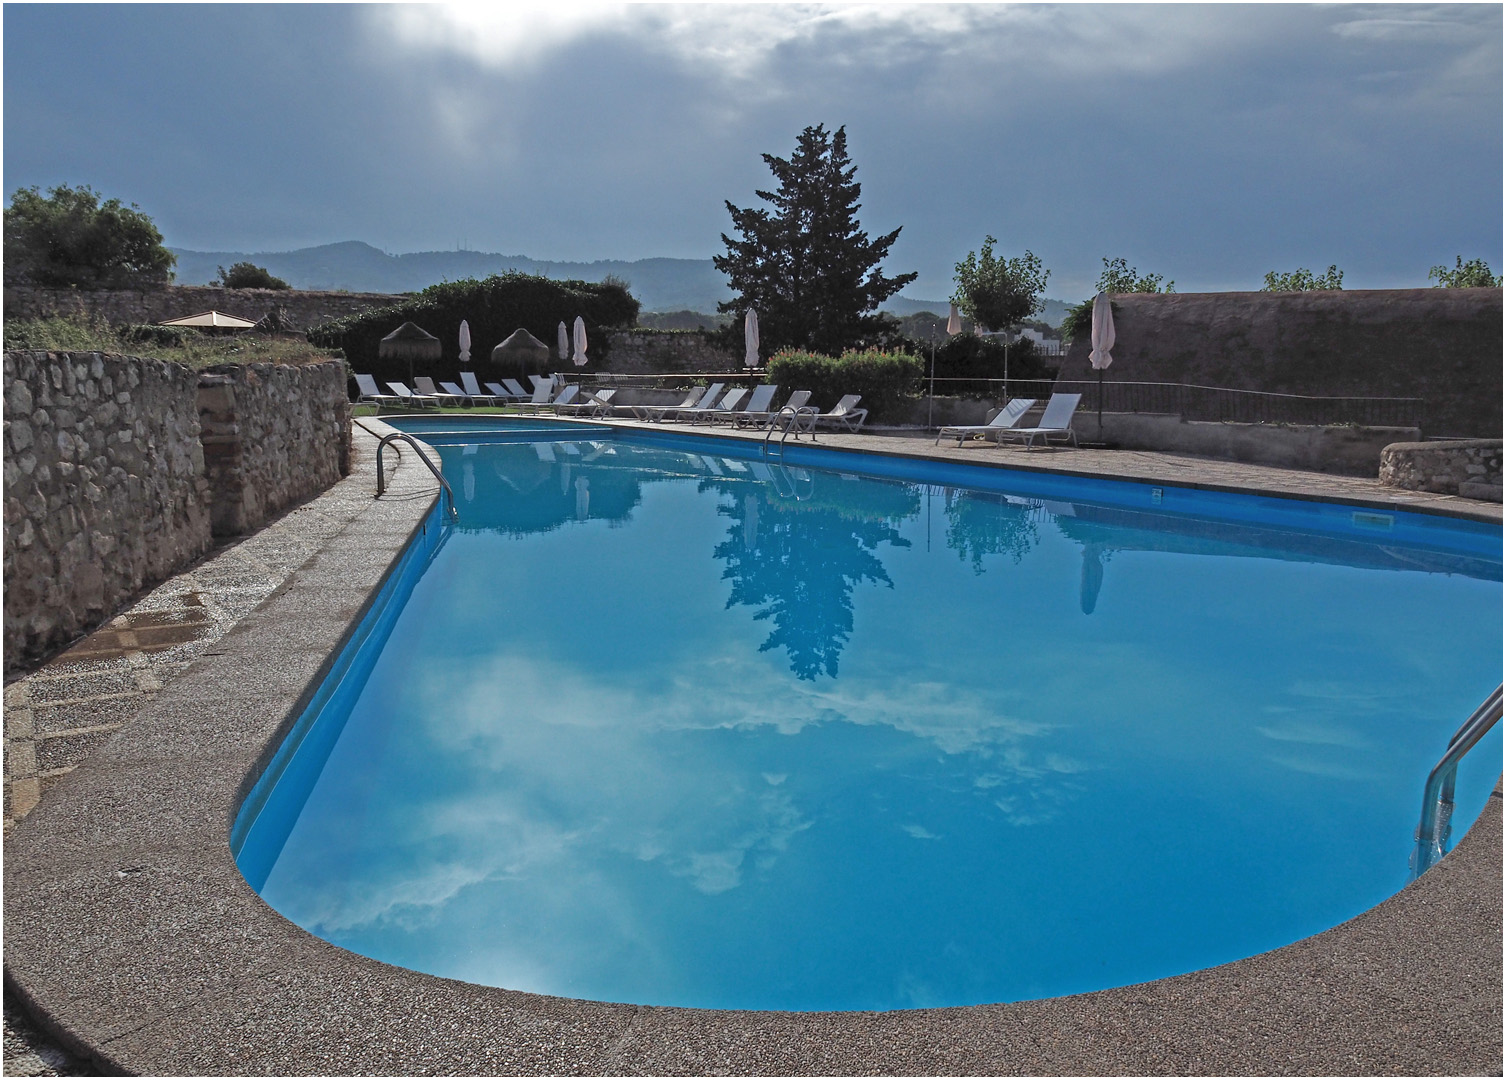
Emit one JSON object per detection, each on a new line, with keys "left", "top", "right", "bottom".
{"left": 378, "top": 321, "right": 442, "bottom": 383}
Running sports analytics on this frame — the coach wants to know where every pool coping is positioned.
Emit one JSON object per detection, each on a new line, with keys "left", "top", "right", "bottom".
{"left": 4, "top": 417, "right": 1501, "bottom": 1075}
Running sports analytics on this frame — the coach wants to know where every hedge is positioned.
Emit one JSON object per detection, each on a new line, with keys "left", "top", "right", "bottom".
{"left": 308, "top": 272, "right": 640, "bottom": 387}
{"left": 765, "top": 348, "right": 923, "bottom": 423}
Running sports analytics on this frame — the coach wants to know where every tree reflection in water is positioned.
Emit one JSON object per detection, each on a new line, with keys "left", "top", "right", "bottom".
{"left": 707, "top": 469, "right": 918, "bottom": 681}
{"left": 944, "top": 489, "right": 1041, "bottom": 573}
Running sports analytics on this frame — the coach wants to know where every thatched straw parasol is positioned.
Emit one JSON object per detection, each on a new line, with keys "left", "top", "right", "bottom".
{"left": 492, "top": 328, "right": 551, "bottom": 377}
{"left": 379, "top": 321, "right": 442, "bottom": 382}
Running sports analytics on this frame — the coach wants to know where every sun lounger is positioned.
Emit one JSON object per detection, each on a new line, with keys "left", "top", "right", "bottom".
{"left": 547, "top": 385, "right": 581, "bottom": 412}
{"left": 687, "top": 387, "right": 748, "bottom": 424}
{"left": 644, "top": 382, "right": 725, "bottom": 423}
{"left": 354, "top": 373, "right": 401, "bottom": 408}
{"left": 439, "top": 380, "right": 475, "bottom": 405}
{"left": 484, "top": 379, "right": 531, "bottom": 403}
{"left": 385, "top": 381, "right": 438, "bottom": 408}
{"left": 414, "top": 376, "right": 468, "bottom": 407}
{"left": 460, "top": 372, "right": 502, "bottom": 406}
{"left": 734, "top": 389, "right": 809, "bottom": 429}
{"left": 807, "top": 394, "right": 869, "bottom": 433}
{"left": 996, "top": 392, "right": 1082, "bottom": 448}
{"left": 719, "top": 384, "right": 778, "bottom": 426}
{"left": 630, "top": 387, "right": 704, "bottom": 422}
{"left": 936, "top": 398, "right": 1037, "bottom": 446}
{"left": 556, "top": 388, "right": 616, "bottom": 416}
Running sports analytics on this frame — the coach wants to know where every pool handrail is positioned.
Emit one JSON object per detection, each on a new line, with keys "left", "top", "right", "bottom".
{"left": 1410, "top": 683, "right": 1502, "bottom": 879}
{"left": 374, "top": 432, "right": 459, "bottom": 521}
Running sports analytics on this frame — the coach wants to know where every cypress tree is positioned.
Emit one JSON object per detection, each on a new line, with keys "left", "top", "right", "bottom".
{"left": 715, "top": 124, "right": 917, "bottom": 356}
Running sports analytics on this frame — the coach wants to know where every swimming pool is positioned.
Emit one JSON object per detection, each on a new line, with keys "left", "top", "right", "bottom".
{"left": 233, "top": 419, "right": 1502, "bottom": 1012}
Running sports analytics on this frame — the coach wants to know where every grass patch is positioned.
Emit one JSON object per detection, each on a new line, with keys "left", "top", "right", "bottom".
{"left": 3, "top": 313, "right": 342, "bottom": 370}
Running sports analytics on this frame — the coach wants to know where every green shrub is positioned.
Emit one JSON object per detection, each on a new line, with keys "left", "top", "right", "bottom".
{"left": 2, "top": 313, "right": 118, "bottom": 351}
{"left": 215, "top": 262, "right": 289, "bottom": 289}
{"left": 766, "top": 348, "right": 923, "bottom": 422}
{"left": 120, "top": 323, "right": 193, "bottom": 348}
{"left": 308, "top": 272, "right": 640, "bottom": 384}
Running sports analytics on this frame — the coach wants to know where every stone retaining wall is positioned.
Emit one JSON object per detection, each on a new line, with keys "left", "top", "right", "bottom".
{"left": 604, "top": 329, "right": 739, "bottom": 373}
{"left": 4, "top": 351, "right": 210, "bottom": 671}
{"left": 1379, "top": 439, "right": 1503, "bottom": 501}
{"left": 3, "top": 284, "right": 401, "bottom": 333}
{"left": 4, "top": 351, "right": 351, "bottom": 674}
{"left": 199, "top": 361, "right": 351, "bottom": 535}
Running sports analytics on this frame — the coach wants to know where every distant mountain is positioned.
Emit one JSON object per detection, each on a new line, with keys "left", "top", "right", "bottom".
{"left": 872, "top": 294, "right": 1072, "bottom": 329}
{"left": 168, "top": 241, "right": 1071, "bottom": 326}
{"left": 169, "top": 241, "right": 734, "bottom": 313}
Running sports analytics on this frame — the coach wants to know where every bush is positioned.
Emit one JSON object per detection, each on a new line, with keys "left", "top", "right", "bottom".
{"left": 766, "top": 348, "right": 923, "bottom": 422}
{"left": 215, "top": 262, "right": 289, "bottom": 289}
{"left": 120, "top": 323, "right": 194, "bottom": 348}
{"left": 308, "top": 272, "right": 640, "bottom": 383}
{"left": 4, "top": 184, "right": 175, "bottom": 287}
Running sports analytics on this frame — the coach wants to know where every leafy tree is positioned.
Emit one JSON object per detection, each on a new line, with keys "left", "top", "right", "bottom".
{"left": 1428, "top": 256, "right": 1501, "bottom": 288}
{"left": 1062, "top": 257, "right": 1173, "bottom": 342}
{"left": 1262, "top": 265, "right": 1343, "bottom": 291}
{"left": 715, "top": 123, "right": 917, "bottom": 356}
{"left": 1096, "top": 256, "right": 1173, "bottom": 295}
{"left": 4, "top": 184, "right": 175, "bottom": 287}
{"left": 215, "top": 261, "right": 289, "bottom": 289}
{"left": 951, "top": 236, "right": 1050, "bottom": 332}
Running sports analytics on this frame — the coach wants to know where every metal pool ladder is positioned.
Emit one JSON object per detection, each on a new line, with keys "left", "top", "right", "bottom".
{"left": 762, "top": 405, "right": 815, "bottom": 458}
{"left": 374, "top": 432, "right": 459, "bottom": 521}
{"left": 1410, "top": 683, "right": 1502, "bottom": 879}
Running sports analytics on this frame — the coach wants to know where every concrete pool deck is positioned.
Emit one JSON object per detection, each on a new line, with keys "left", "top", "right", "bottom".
{"left": 3, "top": 415, "right": 1501, "bottom": 1075}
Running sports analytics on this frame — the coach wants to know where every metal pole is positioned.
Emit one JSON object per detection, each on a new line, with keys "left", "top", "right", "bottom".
{"left": 928, "top": 337, "right": 937, "bottom": 430}
{"left": 1098, "top": 367, "right": 1104, "bottom": 434}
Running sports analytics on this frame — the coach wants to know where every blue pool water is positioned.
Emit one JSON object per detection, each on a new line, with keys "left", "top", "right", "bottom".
{"left": 235, "top": 420, "right": 1502, "bottom": 1012}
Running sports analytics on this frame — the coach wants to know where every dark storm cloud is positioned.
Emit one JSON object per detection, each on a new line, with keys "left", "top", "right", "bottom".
{"left": 4, "top": 4, "right": 1499, "bottom": 297}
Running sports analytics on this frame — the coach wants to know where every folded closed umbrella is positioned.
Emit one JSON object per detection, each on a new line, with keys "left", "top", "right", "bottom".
{"left": 557, "top": 322, "right": 570, "bottom": 362}
{"left": 744, "top": 308, "right": 760, "bottom": 369}
{"left": 459, "top": 320, "right": 471, "bottom": 365}
{"left": 946, "top": 303, "right": 962, "bottom": 337}
{"left": 1089, "top": 292, "right": 1115, "bottom": 430}
{"left": 572, "top": 317, "right": 588, "bottom": 367}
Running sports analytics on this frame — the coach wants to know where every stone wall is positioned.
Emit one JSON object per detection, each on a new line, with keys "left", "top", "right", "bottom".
{"left": 198, "top": 361, "right": 351, "bottom": 535}
{"left": 3, "top": 284, "right": 401, "bottom": 333}
{"left": 1057, "top": 288, "right": 1502, "bottom": 439}
{"left": 1379, "top": 439, "right": 1503, "bottom": 501}
{"left": 4, "top": 351, "right": 352, "bottom": 674}
{"left": 4, "top": 351, "right": 211, "bottom": 671}
{"left": 604, "top": 329, "right": 740, "bottom": 373}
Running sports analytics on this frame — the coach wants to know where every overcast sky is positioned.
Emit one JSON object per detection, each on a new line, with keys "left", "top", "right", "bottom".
{"left": 5, "top": 3, "right": 1501, "bottom": 299}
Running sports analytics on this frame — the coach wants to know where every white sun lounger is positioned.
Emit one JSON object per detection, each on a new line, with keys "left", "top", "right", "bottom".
{"left": 936, "top": 398, "right": 1037, "bottom": 446}
{"left": 808, "top": 394, "right": 869, "bottom": 433}
{"left": 719, "top": 384, "right": 778, "bottom": 426}
{"left": 687, "top": 387, "right": 748, "bottom": 424}
{"left": 556, "top": 388, "right": 616, "bottom": 416}
{"left": 385, "top": 381, "right": 438, "bottom": 408}
{"left": 645, "top": 382, "right": 725, "bottom": 423}
{"left": 414, "top": 376, "right": 468, "bottom": 407}
{"left": 734, "top": 389, "right": 809, "bottom": 429}
{"left": 996, "top": 392, "right": 1083, "bottom": 448}
{"left": 629, "top": 386, "right": 702, "bottom": 422}
{"left": 459, "top": 372, "right": 502, "bottom": 406}
{"left": 354, "top": 373, "right": 401, "bottom": 408}
{"left": 484, "top": 379, "right": 531, "bottom": 402}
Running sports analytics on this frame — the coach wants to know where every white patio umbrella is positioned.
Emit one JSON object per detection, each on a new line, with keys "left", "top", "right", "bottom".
{"left": 572, "top": 316, "right": 588, "bottom": 367}
{"left": 459, "top": 320, "right": 471, "bottom": 365}
{"left": 1089, "top": 291, "right": 1115, "bottom": 431}
{"left": 744, "top": 308, "right": 760, "bottom": 368}
{"left": 557, "top": 322, "right": 570, "bottom": 362}
{"left": 946, "top": 303, "right": 962, "bottom": 337}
